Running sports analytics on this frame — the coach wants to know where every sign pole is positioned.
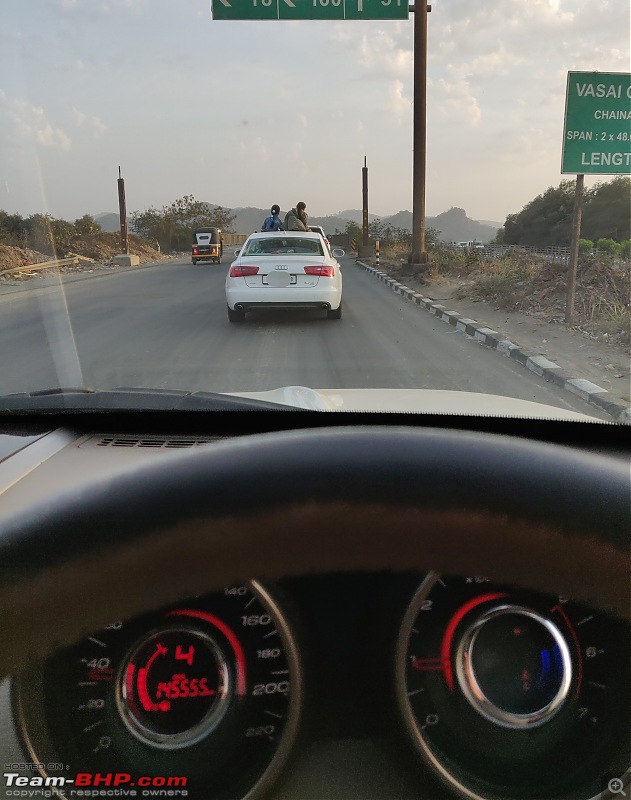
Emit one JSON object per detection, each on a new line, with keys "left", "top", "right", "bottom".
{"left": 410, "top": 2, "right": 428, "bottom": 268}
{"left": 565, "top": 173, "right": 584, "bottom": 325}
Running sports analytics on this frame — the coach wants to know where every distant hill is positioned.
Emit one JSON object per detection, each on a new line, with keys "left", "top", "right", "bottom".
{"left": 227, "top": 207, "right": 378, "bottom": 234}
{"left": 109, "top": 203, "right": 499, "bottom": 243}
{"left": 94, "top": 212, "right": 120, "bottom": 233}
{"left": 228, "top": 206, "right": 498, "bottom": 242}
{"left": 229, "top": 207, "right": 271, "bottom": 234}
{"left": 322, "top": 207, "right": 499, "bottom": 243}
{"left": 429, "top": 208, "right": 499, "bottom": 243}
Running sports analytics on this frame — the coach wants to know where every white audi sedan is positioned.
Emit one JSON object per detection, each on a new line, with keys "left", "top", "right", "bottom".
{"left": 225, "top": 231, "right": 344, "bottom": 322}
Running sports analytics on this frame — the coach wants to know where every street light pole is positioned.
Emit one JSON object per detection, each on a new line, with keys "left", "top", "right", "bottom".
{"left": 409, "top": 2, "right": 429, "bottom": 267}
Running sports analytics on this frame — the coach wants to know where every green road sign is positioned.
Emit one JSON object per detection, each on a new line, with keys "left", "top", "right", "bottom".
{"left": 212, "top": 0, "right": 408, "bottom": 21}
{"left": 561, "top": 72, "right": 631, "bottom": 175}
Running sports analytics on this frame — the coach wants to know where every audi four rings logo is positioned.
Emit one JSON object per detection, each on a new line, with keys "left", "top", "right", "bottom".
{"left": 275, "top": 265, "right": 288, "bottom": 270}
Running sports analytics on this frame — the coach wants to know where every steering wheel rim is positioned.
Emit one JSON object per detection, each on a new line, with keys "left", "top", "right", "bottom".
{"left": 0, "top": 426, "right": 629, "bottom": 677}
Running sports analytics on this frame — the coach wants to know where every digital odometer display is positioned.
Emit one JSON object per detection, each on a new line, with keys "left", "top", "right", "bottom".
{"left": 119, "top": 626, "right": 231, "bottom": 746}
{"left": 17, "top": 581, "right": 302, "bottom": 800}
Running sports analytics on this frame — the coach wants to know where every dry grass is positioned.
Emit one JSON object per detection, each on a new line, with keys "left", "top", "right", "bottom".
{"left": 377, "top": 244, "right": 630, "bottom": 347}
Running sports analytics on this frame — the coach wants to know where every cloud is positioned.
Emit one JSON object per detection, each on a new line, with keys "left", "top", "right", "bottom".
{"left": 298, "top": 112, "right": 308, "bottom": 129}
{"left": 72, "top": 107, "right": 86, "bottom": 126}
{"left": 239, "top": 135, "right": 271, "bottom": 163}
{"left": 72, "top": 107, "right": 107, "bottom": 137}
{"left": 389, "top": 80, "right": 411, "bottom": 122}
{"left": 92, "top": 116, "right": 106, "bottom": 137}
{"left": 433, "top": 75, "right": 481, "bottom": 128}
{"left": 99, "top": 0, "right": 148, "bottom": 15}
{"left": 465, "top": 45, "right": 525, "bottom": 77}
{"left": 330, "top": 22, "right": 412, "bottom": 79}
{"left": 8, "top": 99, "right": 71, "bottom": 149}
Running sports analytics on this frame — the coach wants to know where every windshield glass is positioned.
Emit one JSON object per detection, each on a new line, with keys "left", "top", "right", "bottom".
{"left": 0, "top": 1, "right": 629, "bottom": 421}
{"left": 241, "top": 237, "right": 324, "bottom": 256}
{"left": 193, "top": 229, "right": 220, "bottom": 244}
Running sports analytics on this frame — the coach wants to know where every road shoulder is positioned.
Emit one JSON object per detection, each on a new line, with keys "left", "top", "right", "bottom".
{"left": 356, "top": 260, "right": 631, "bottom": 423}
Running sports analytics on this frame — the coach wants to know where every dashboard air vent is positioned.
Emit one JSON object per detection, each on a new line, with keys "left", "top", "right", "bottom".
{"left": 91, "top": 436, "right": 223, "bottom": 449}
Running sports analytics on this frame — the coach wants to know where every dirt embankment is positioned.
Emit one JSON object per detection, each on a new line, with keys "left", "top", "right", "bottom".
{"left": 0, "top": 244, "right": 51, "bottom": 271}
{"left": 66, "top": 233, "right": 164, "bottom": 264}
{"left": 0, "top": 233, "right": 165, "bottom": 276}
{"left": 375, "top": 249, "right": 630, "bottom": 404}
{"left": 382, "top": 250, "right": 630, "bottom": 349}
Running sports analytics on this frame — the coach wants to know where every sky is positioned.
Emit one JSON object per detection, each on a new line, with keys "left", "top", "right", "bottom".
{"left": 0, "top": 0, "right": 628, "bottom": 225}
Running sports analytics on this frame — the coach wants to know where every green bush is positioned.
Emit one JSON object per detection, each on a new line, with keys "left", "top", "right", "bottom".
{"left": 578, "top": 239, "right": 593, "bottom": 253}
{"left": 595, "top": 238, "right": 621, "bottom": 256}
{"left": 74, "top": 214, "right": 102, "bottom": 236}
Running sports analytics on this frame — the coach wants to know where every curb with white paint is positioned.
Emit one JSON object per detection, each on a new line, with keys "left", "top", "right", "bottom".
{"left": 356, "top": 260, "right": 631, "bottom": 424}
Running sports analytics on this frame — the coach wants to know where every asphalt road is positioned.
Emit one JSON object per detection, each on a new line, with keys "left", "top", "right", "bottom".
{"left": 0, "top": 255, "right": 610, "bottom": 418}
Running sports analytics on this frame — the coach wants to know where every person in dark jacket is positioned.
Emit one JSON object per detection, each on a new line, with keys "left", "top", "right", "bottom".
{"left": 284, "top": 202, "right": 308, "bottom": 232}
{"left": 261, "top": 205, "right": 283, "bottom": 231}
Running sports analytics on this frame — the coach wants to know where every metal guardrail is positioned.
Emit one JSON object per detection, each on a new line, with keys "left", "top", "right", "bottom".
{"left": 0, "top": 256, "right": 79, "bottom": 278}
{"left": 445, "top": 244, "right": 571, "bottom": 265}
{"left": 482, "top": 244, "right": 570, "bottom": 261}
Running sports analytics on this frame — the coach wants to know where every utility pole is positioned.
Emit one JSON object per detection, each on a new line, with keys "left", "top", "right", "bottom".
{"left": 409, "top": 2, "right": 429, "bottom": 267}
{"left": 362, "top": 156, "right": 369, "bottom": 247}
{"left": 117, "top": 166, "right": 129, "bottom": 255}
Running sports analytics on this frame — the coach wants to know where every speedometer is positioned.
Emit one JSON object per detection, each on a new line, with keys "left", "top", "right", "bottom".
{"left": 395, "top": 573, "right": 630, "bottom": 800}
{"left": 15, "top": 581, "right": 302, "bottom": 800}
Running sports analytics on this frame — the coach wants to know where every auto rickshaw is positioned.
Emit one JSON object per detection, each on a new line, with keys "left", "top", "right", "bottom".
{"left": 191, "top": 227, "right": 223, "bottom": 264}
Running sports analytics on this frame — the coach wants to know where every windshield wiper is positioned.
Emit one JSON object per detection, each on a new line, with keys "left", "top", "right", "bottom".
{"left": 0, "top": 387, "right": 301, "bottom": 413}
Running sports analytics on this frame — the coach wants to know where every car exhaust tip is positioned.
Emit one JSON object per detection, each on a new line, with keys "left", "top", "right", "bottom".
{"left": 321, "top": 303, "right": 330, "bottom": 310}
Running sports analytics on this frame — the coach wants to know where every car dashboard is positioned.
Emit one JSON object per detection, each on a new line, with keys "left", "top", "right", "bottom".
{"left": 0, "top": 411, "right": 629, "bottom": 800}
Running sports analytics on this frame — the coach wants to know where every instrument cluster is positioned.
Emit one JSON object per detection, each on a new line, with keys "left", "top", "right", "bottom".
{"left": 14, "top": 572, "right": 630, "bottom": 800}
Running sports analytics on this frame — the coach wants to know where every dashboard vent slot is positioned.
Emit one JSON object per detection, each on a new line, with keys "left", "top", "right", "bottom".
{"left": 92, "top": 436, "right": 223, "bottom": 449}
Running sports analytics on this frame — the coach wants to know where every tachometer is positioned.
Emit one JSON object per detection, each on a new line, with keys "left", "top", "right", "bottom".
{"left": 15, "top": 581, "right": 302, "bottom": 800}
{"left": 396, "top": 573, "right": 630, "bottom": 800}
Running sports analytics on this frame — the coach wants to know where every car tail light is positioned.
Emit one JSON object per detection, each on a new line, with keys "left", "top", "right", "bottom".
{"left": 304, "top": 266, "right": 334, "bottom": 277}
{"left": 229, "top": 265, "right": 259, "bottom": 277}
{"left": 193, "top": 248, "right": 198, "bottom": 254}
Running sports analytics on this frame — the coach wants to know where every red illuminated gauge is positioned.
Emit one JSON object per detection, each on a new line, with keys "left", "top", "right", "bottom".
{"left": 396, "top": 573, "right": 630, "bottom": 800}
{"left": 118, "top": 626, "right": 231, "bottom": 747}
{"left": 16, "top": 581, "right": 302, "bottom": 800}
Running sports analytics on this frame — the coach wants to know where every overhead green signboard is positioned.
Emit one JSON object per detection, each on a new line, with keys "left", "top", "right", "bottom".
{"left": 561, "top": 71, "right": 631, "bottom": 174}
{"left": 212, "top": 0, "right": 408, "bottom": 21}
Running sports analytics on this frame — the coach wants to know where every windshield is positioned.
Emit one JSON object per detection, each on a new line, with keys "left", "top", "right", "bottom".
{"left": 241, "top": 237, "right": 324, "bottom": 256}
{"left": 193, "top": 229, "right": 220, "bottom": 244}
{"left": 0, "top": 1, "right": 629, "bottom": 421}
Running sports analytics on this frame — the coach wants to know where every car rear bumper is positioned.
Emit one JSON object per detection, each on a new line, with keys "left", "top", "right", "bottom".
{"left": 226, "top": 284, "right": 342, "bottom": 311}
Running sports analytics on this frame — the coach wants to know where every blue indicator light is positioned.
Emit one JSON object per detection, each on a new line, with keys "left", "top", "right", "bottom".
{"left": 539, "top": 648, "right": 551, "bottom": 687}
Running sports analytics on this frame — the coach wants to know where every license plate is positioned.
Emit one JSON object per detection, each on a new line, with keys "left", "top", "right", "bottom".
{"left": 266, "top": 272, "right": 292, "bottom": 288}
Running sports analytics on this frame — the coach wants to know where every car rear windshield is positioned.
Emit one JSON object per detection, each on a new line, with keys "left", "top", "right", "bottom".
{"left": 242, "top": 237, "right": 324, "bottom": 256}
{"left": 192, "top": 229, "right": 220, "bottom": 244}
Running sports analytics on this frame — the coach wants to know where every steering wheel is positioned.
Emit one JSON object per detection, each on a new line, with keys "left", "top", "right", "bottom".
{"left": 0, "top": 426, "right": 629, "bottom": 679}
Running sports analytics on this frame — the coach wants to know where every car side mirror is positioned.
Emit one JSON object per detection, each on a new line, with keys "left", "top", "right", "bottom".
{"left": 233, "top": 249, "right": 241, "bottom": 257}
{"left": 332, "top": 248, "right": 345, "bottom": 258}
